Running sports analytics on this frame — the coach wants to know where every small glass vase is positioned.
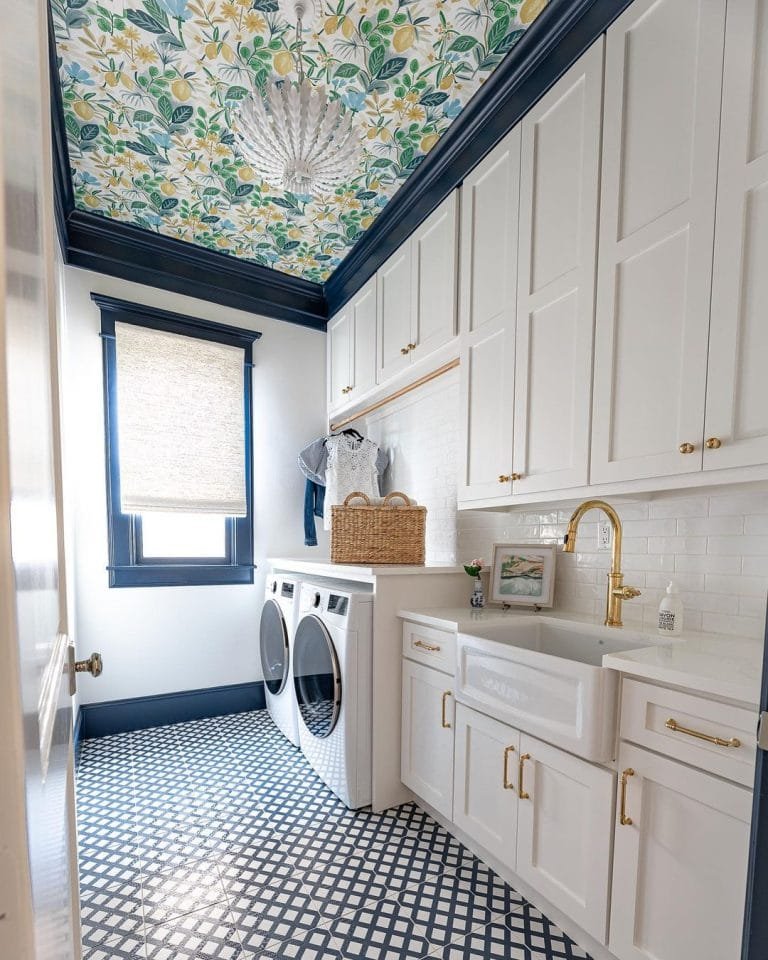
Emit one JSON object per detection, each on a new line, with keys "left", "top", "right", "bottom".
{"left": 470, "top": 575, "right": 485, "bottom": 609}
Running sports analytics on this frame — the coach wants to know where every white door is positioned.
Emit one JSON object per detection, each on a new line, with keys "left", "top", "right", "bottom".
{"left": 0, "top": 3, "right": 81, "bottom": 957}
{"left": 411, "top": 193, "right": 458, "bottom": 360}
{"left": 516, "top": 734, "right": 614, "bottom": 944}
{"left": 349, "top": 276, "right": 377, "bottom": 402}
{"left": 704, "top": 0, "right": 768, "bottom": 471}
{"left": 513, "top": 40, "right": 603, "bottom": 495}
{"left": 453, "top": 704, "right": 519, "bottom": 871}
{"left": 590, "top": 0, "right": 726, "bottom": 483}
{"left": 401, "top": 659, "right": 454, "bottom": 820}
{"left": 610, "top": 743, "right": 752, "bottom": 960}
{"left": 377, "top": 243, "right": 413, "bottom": 383}
{"left": 458, "top": 128, "right": 521, "bottom": 503}
{"left": 328, "top": 309, "right": 351, "bottom": 411}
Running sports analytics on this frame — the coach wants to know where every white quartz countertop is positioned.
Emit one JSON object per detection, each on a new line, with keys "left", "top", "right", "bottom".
{"left": 269, "top": 558, "right": 465, "bottom": 584}
{"left": 398, "top": 606, "right": 764, "bottom": 707}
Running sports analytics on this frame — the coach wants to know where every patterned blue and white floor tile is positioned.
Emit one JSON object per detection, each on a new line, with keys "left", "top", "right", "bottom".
{"left": 76, "top": 710, "right": 591, "bottom": 960}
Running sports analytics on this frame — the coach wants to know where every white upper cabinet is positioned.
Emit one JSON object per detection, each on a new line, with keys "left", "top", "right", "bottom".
{"left": 377, "top": 244, "right": 413, "bottom": 383}
{"left": 328, "top": 307, "right": 351, "bottom": 412}
{"left": 512, "top": 39, "right": 604, "bottom": 495}
{"left": 458, "top": 127, "right": 521, "bottom": 503}
{"left": 590, "top": 0, "right": 726, "bottom": 484}
{"left": 327, "top": 275, "right": 377, "bottom": 412}
{"left": 411, "top": 192, "right": 458, "bottom": 359}
{"left": 704, "top": 0, "right": 768, "bottom": 471}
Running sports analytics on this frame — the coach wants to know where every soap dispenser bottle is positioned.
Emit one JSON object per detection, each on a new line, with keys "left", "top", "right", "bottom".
{"left": 657, "top": 580, "right": 684, "bottom": 636}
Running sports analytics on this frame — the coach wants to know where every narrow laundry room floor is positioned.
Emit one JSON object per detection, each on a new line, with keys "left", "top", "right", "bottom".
{"left": 76, "top": 710, "right": 591, "bottom": 960}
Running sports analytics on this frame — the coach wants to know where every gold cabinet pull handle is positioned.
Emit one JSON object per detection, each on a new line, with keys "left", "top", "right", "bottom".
{"left": 413, "top": 638, "right": 441, "bottom": 653}
{"left": 678, "top": 442, "right": 695, "bottom": 454}
{"left": 665, "top": 717, "right": 741, "bottom": 748}
{"left": 518, "top": 752, "right": 531, "bottom": 799}
{"left": 503, "top": 745, "right": 516, "bottom": 790}
{"left": 441, "top": 690, "right": 452, "bottom": 729}
{"left": 619, "top": 768, "right": 634, "bottom": 825}
{"left": 705, "top": 437, "right": 722, "bottom": 449}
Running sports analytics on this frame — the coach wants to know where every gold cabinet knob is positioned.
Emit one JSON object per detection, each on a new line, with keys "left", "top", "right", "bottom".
{"left": 407, "top": 343, "right": 416, "bottom": 351}
{"left": 74, "top": 652, "right": 103, "bottom": 678}
{"left": 705, "top": 437, "right": 722, "bottom": 449}
{"left": 511, "top": 472, "right": 522, "bottom": 481}
{"left": 678, "top": 442, "right": 695, "bottom": 454}
{"left": 498, "top": 474, "right": 512, "bottom": 483}
{"left": 400, "top": 346, "right": 410, "bottom": 355}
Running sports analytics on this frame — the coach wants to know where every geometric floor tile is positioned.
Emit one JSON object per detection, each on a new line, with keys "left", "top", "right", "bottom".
{"left": 77, "top": 710, "right": 593, "bottom": 960}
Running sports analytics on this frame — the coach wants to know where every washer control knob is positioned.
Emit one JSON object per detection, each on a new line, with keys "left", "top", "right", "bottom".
{"left": 313, "top": 592, "right": 321, "bottom": 609}
{"left": 271, "top": 580, "right": 277, "bottom": 593}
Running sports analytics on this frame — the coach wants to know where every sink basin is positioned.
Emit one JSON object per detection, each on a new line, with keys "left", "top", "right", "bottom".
{"left": 455, "top": 616, "right": 657, "bottom": 762}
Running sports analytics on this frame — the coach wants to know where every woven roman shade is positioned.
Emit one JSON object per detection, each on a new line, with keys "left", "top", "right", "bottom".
{"left": 114, "top": 321, "right": 246, "bottom": 516}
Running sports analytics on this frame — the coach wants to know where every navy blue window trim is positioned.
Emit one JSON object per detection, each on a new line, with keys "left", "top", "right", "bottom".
{"left": 96, "top": 293, "right": 259, "bottom": 588}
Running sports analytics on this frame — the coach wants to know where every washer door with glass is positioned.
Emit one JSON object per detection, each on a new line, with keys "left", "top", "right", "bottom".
{"left": 259, "top": 598, "right": 290, "bottom": 696}
{"left": 293, "top": 614, "right": 341, "bottom": 738}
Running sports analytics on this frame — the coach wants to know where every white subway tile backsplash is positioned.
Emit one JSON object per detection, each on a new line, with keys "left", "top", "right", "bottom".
{"left": 676, "top": 515, "right": 744, "bottom": 536}
{"left": 649, "top": 496, "right": 709, "bottom": 518}
{"left": 648, "top": 536, "right": 708, "bottom": 555}
{"left": 707, "top": 535, "right": 768, "bottom": 555}
{"left": 675, "top": 554, "right": 743, "bottom": 574}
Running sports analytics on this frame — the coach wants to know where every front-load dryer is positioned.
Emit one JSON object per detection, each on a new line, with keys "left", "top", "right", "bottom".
{"left": 260, "top": 575, "right": 302, "bottom": 746}
{"left": 292, "top": 582, "right": 373, "bottom": 809}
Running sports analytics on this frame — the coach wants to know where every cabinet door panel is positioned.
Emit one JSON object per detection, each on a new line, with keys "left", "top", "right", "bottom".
{"left": 704, "top": 0, "right": 768, "bottom": 470}
{"left": 516, "top": 734, "right": 614, "bottom": 944}
{"left": 350, "top": 276, "right": 377, "bottom": 400}
{"left": 328, "top": 311, "right": 350, "bottom": 411}
{"left": 459, "top": 129, "right": 520, "bottom": 336}
{"left": 412, "top": 193, "right": 458, "bottom": 358}
{"left": 378, "top": 244, "right": 413, "bottom": 383}
{"left": 513, "top": 41, "right": 603, "bottom": 494}
{"left": 591, "top": 0, "right": 725, "bottom": 483}
{"left": 453, "top": 704, "right": 519, "bottom": 870}
{"left": 610, "top": 743, "right": 751, "bottom": 960}
{"left": 401, "top": 659, "right": 454, "bottom": 820}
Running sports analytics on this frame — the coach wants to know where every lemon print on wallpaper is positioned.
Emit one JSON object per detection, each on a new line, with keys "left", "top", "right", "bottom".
{"left": 50, "top": 0, "right": 546, "bottom": 282}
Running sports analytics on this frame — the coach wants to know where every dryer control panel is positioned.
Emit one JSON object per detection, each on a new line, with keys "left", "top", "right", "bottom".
{"left": 327, "top": 594, "right": 348, "bottom": 616}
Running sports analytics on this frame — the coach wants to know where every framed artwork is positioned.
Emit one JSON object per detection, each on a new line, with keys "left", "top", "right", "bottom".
{"left": 489, "top": 543, "right": 557, "bottom": 607}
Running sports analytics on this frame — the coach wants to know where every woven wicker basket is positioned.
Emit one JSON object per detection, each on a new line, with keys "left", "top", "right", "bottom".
{"left": 330, "top": 491, "right": 426, "bottom": 565}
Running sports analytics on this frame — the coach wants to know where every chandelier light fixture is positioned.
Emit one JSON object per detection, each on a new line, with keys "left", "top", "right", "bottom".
{"left": 234, "top": 0, "right": 361, "bottom": 197}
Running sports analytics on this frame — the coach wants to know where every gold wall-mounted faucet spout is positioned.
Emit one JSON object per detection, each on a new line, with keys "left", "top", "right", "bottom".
{"left": 563, "top": 499, "right": 641, "bottom": 627}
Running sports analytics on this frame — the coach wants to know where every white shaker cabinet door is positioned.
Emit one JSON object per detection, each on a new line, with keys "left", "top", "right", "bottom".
{"left": 377, "top": 242, "right": 413, "bottom": 383}
{"left": 590, "top": 0, "right": 726, "bottom": 483}
{"left": 328, "top": 309, "right": 351, "bottom": 412}
{"left": 452, "top": 704, "right": 519, "bottom": 872}
{"left": 411, "top": 192, "right": 458, "bottom": 360}
{"left": 609, "top": 743, "right": 752, "bottom": 960}
{"left": 349, "top": 275, "right": 377, "bottom": 402}
{"left": 704, "top": 0, "right": 768, "bottom": 471}
{"left": 401, "top": 659, "right": 455, "bottom": 820}
{"left": 516, "top": 734, "right": 614, "bottom": 945}
{"left": 458, "top": 127, "right": 521, "bottom": 503}
{"left": 513, "top": 40, "right": 603, "bottom": 495}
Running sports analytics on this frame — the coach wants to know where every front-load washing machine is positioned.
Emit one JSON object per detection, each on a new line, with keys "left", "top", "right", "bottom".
{"left": 260, "top": 575, "right": 302, "bottom": 746}
{"left": 292, "top": 581, "right": 373, "bottom": 809}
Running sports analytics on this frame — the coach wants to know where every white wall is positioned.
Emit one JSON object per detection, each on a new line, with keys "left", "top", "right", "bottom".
{"left": 61, "top": 266, "right": 329, "bottom": 705}
{"left": 361, "top": 376, "right": 768, "bottom": 641}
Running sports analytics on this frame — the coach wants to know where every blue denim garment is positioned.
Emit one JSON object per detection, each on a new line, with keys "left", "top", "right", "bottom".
{"left": 304, "top": 479, "right": 325, "bottom": 546}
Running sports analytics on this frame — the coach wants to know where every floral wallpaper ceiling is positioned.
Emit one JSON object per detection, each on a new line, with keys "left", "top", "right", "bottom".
{"left": 51, "top": 0, "right": 547, "bottom": 282}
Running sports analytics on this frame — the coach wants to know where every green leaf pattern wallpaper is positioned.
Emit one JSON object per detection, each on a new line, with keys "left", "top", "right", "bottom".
{"left": 51, "top": 0, "right": 547, "bottom": 281}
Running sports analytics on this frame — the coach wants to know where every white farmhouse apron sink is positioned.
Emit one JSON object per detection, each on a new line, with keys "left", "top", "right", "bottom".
{"left": 456, "top": 617, "right": 659, "bottom": 762}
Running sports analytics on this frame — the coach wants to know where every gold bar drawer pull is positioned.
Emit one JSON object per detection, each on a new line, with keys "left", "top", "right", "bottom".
{"left": 503, "top": 745, "right": 516, "bottom": 790}
{"left": 441, "top": 691, "right": 452, "bottom": 729}
{"left": 413, "top": 638, "right": 441, "bottom": 653}
{"left": 665, "top": 717, "right": 741, "bottom": 749}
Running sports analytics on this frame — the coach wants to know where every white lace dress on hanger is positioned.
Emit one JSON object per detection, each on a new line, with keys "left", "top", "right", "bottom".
{"left": 324, "top": 435, "right": 380, "bottom": 531}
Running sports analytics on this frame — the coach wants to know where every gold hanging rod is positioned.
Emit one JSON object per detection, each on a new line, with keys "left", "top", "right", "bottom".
{"left": 329, "top": 357, "right": 460, "bottom": 431}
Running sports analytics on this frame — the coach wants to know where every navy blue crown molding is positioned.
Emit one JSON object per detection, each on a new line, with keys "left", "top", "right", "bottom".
{"left": 77, "top": 681, "right": 267, "bottom": 739}
{"left": 50, "top": 0, "right": 633, "bottom": 328}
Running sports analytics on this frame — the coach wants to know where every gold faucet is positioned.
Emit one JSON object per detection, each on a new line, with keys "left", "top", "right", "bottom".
{"left": 562, "top": 499, "right": 641, "bottom": 627}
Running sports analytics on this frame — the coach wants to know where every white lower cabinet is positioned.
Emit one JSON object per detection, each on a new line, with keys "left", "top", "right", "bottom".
{"left": 453, "top": 704, "right": 519, "bottom": 870}
{"left": 609, "top": 742, "right": 752, "bottom": 960}
{"left": 401, "top": 658, "right": 454, "bottom": 820}
{"left": 516, "top": 733, "right": 614, "bottom": 943}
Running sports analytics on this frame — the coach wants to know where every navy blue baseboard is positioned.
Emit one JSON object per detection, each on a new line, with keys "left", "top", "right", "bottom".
{"left": 79, "top": 681, "right": 266, "bottom": 740}
{"left": 73, "top": 706, "right": 83, "bottom": 765}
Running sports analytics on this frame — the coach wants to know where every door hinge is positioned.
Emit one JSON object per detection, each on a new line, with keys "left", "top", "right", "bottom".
{"left": 758, "top": 712, "right": 768, "bottom": 751}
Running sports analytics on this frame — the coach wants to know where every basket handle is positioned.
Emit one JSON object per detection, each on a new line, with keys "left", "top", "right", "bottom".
{"left": 342, "top": 491, "right": 372, "bottom": 507}
{"left": 383, "top": 491, "right": 411, "bottom": 508}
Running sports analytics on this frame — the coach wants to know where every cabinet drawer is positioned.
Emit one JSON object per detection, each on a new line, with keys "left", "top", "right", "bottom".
{"left": 620, "top": 679, "right": 756, "bottom": 786}
{"left": 402, "top": 621, "right": 455, "bottom": 674}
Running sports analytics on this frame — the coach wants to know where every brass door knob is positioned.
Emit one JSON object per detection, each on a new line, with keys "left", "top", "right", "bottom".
{"left": 678, "top": 442, "right": 695, "bottom": 454}
{"left": 705, "top": 437, "right": 722, "bottom": 449}
{"left": 74, "top": 652, "right": 103, "bottom": 678}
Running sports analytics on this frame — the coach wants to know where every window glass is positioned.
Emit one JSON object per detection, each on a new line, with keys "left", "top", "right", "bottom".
{"left": 140, "top": 513, "right": 227, "bottom": 560}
